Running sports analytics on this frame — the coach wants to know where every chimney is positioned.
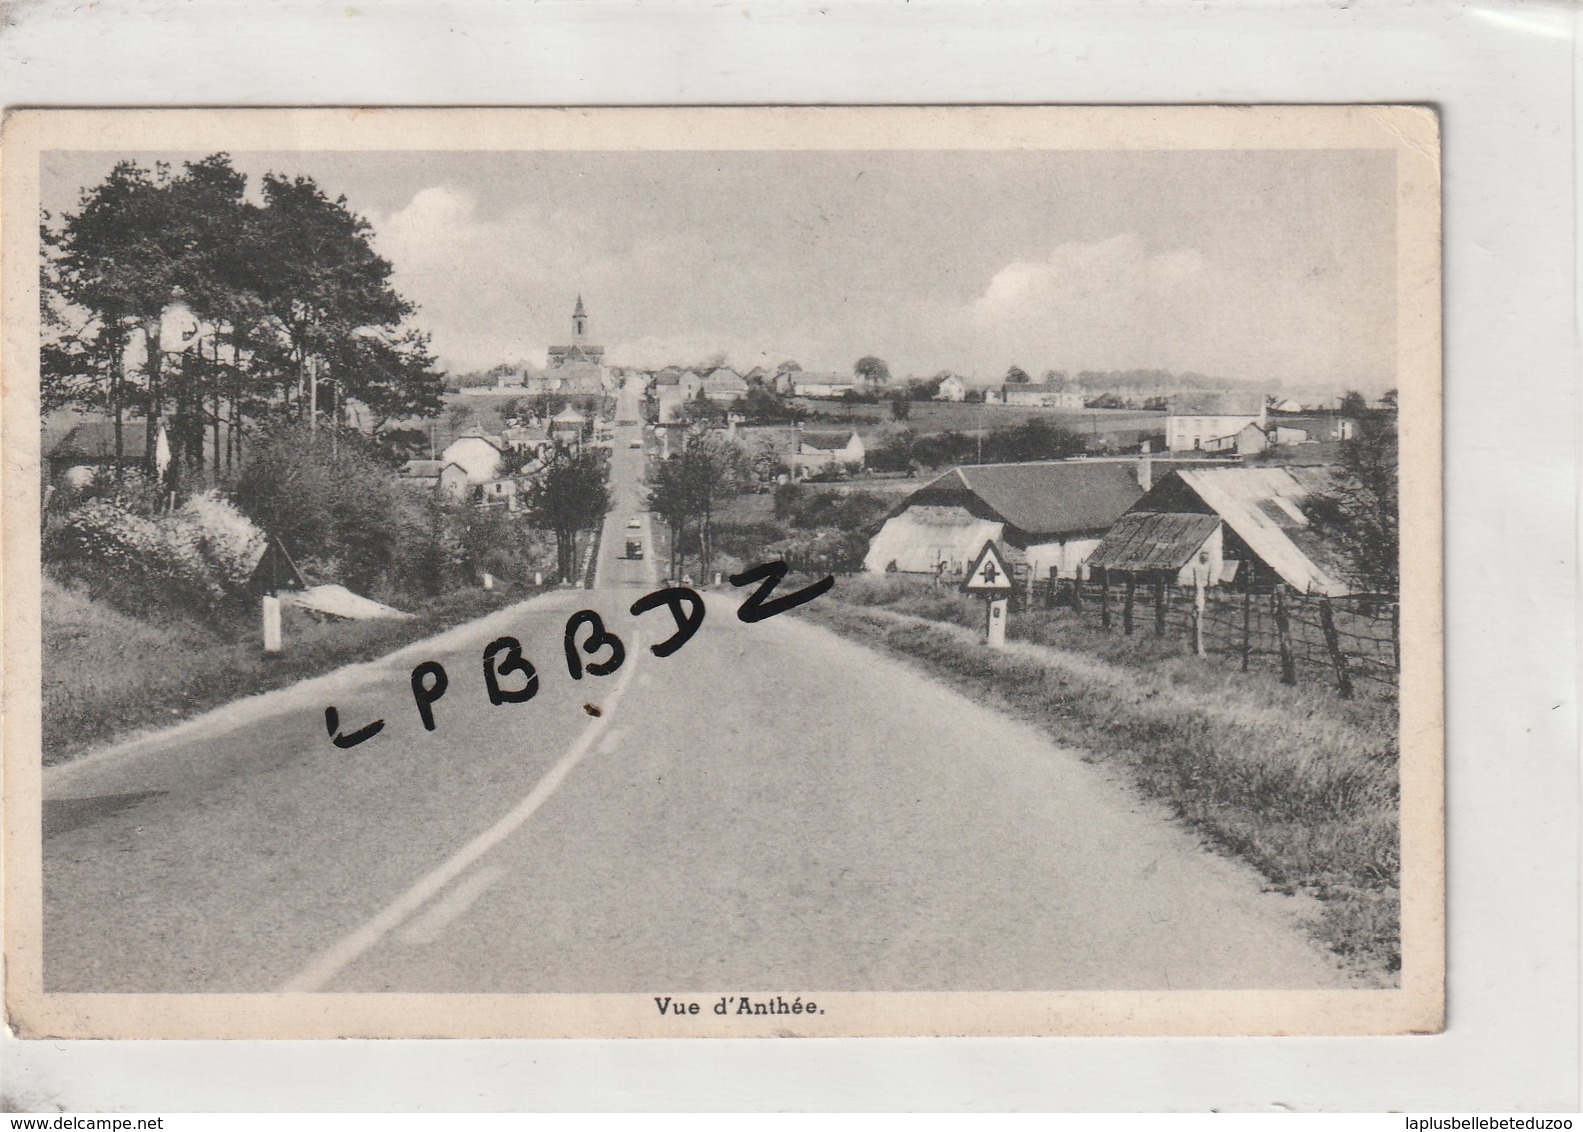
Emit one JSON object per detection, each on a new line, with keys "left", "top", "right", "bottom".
{"left": 1137, "top": 456, "right": 1153, "bottom": 491}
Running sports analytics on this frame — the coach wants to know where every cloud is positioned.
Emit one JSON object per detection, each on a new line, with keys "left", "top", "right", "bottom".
{"left": 965, "top": 234, "right": 1213, "bottom": 371}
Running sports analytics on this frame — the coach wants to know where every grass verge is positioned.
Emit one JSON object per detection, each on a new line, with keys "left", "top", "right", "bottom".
{"left": 42, "top": 578, "right": 530, "bottom": 766}
{"left": 806, "top": 575, "right": 1401, "bottom": 980}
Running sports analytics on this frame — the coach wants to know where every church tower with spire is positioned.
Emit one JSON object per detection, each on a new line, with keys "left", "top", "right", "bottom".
{"left": 546, "top": 294, "right": 606, "bottom": 392}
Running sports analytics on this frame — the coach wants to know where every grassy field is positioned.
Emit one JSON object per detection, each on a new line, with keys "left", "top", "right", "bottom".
{"left": 790, "top": 399, "right": 1166, "bottom": 440}
{"left": 805, "top": 574, "right": 1401, "bottom": 980}
{"left": 41, "top": 578, "right": 529, "bottom": 765}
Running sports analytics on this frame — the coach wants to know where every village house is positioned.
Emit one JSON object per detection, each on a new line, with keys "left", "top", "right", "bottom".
{"left": 863, "top": 459, "right": 1146, "bottom": 581}
{"left": 1086, "top": 465, "right": 1355, "bottom": 595}
{"left": 1165, "top": 392, "right": 1267, "bottom": 452}
{"left": 989, "top": 380, "right": 1086, "bottom": 409}
{"left": 791, "top": 372, "right": 856, "bottom": 399}
{"left": 700, "top": 366, "right": 749, "bottom": 402}
{"left": 653, "top": 366, "right": 705, "bottom": 422}
{"left": 399, "top": 459, "right": 473, "bottom": 501}
{"left": 439, "top": 431, "right": 505, "bottom": 483}
{"left": 792, "top": 429, "right": 866, "bottom": 479}
{"left": 934, "top": 375, "right": 969, "bottom": 402}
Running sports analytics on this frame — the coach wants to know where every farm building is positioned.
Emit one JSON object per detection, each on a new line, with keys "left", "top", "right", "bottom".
{"left": 1088, "top": 465, "right": 1356, "bottom": 595}
{"left": 1166, "top": 392, "right": 1266, "bottom": 452}
{"left": 862, "top": 459, "right": 1146, "bottom": 580}
{"left": 793, "top": 430, "right": 866, "bottom": 478}
{"left": 989, "top": 380, "right": 1086, "bottom": 409}
{"left": 792, "top": 373, "right": 856, "bottom": 399}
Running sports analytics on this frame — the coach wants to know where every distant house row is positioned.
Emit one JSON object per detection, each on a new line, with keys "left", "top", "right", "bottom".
{"left": 1164, "top": 393, "right": 1356, "bottom": 454}
{"left": 864, "top": 456, "right": 1361, "bottom": 596}
{"left": 399, "top": 408, "right": 591, "bottom": 509}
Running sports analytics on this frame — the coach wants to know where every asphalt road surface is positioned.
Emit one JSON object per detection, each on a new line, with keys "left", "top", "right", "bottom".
{"left": 41, "top": 378, "right": 1349, "bottom": 993}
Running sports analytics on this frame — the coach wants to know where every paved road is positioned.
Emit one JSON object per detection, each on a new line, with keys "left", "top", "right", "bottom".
{"left": 40, "top": 377, "right": 1349, "bottom": 994}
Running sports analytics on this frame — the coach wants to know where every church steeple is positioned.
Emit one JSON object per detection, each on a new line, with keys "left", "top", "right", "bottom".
{"left": 572, "top": 294, "right": 587, "bottom": 342}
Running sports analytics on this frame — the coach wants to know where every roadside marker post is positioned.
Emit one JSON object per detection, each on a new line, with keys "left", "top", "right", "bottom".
{"left": 961, "top": 540, "right": 1014, "bottom": 649}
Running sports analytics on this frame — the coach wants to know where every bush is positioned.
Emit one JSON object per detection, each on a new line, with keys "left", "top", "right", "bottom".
{"left": 47, "top": 499, "right": 223, "bottom": 614}
{"left": 230, "top": 423, "right": 438, "bottom": 600}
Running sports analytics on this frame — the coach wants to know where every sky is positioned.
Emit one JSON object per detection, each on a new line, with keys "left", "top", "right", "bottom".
{"left": 42, "top": 147, "right": 1399, "bottom": 392}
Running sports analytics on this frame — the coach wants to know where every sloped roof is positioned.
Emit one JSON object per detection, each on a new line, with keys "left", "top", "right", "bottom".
{"left": 903, "top": 460, "right": 1144, "bottom": 539}
{"left": 800, "top": 430, "right": 859, "bottom": 451}
{"left": 1168, "top": 392, "right": 1265, "bottom": 417}
{"left": 449, "top": 430, "right": 503, "bottom": 450}
{"left": 702, "top": 366, "right": 747, "bottom": 389}
{"left": 1086, "top": 512, "right": 1220, "bottom": 572}
{"left": 1172, "top": 465, "right": 1352, "bottom": 595}
{"left": 550, "top": 407, "right": 588, "bottom": 423}
{"left": 50, "top": 421, "right": 151, "bottom": 460}
{"left": 402, "top": 459, "right": 446, "bottom": 477}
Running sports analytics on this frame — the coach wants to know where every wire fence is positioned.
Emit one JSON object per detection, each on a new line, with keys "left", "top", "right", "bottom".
{"left": 1024, "top": 575, "right": 1399, "bottom": 696}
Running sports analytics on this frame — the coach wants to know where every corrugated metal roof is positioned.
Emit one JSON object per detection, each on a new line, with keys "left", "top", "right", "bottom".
{"left": 1173, "top": 465, "right": 1351, "bottom": 595}
{"left": 1086, "top": 512, "right": 1220, "bottom": 571}
{"left": 943, "top": 460, "right": 1144, "bottom": 537}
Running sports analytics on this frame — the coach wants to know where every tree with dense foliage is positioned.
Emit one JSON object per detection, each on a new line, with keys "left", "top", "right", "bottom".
{"left": 645, "top": 429, "right": 750, "bottom": 577}
{"left": 524, "top": 447, "right": 612, "bottom": 583}
{"left": 1338, "top": 389, "right": 1370, "bottom": 418}
{"left": 1305, "top": 411, "right": 1399, "bottom": 590}
{"left": 854, "top": 355, "right": 890, "bottom": 386}
{"left": 43, "top": 154, "right": 445, "bottom": 492}
{"left": 889, "top": 394, "right": 912, "bottom": 421}
{"left": 1006, "top": 365, "right": 1030, "bottom": 384}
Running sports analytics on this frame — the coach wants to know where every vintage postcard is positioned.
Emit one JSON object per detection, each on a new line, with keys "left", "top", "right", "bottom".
{"left": 2, "top": 106, "right": 1441, "bottom": 1039}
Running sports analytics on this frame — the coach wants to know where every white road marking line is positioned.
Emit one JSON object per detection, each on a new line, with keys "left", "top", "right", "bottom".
{"left": 396, "top": 864, "right": 507, "bottom": 947}
{"left": 279, "top": 634, "right": 643, "bottom": 993}
{"left": 596, "top": 727, "right": 627, "bottom": 755}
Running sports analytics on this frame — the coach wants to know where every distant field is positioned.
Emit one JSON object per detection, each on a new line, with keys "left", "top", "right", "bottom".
{"left": 791, "top": 398, "right": 1166, "bottom": 439}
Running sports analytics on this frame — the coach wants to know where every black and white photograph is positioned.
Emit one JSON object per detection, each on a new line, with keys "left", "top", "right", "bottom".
{"left": 3, "top": 106, "right": 1442, "bottom": 1039}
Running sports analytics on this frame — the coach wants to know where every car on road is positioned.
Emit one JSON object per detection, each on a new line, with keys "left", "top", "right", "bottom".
{"left": 626, "top": 517, "right": 642, "bottom": 530}
{"left": 629, "top": 438, "right": 642, "bottom": 449}
{"left": 624, "top": 538, "right": 644, "bottom": 560}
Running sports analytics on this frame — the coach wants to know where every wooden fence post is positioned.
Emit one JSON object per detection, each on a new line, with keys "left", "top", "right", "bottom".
{"left": 1154, "top": 573, "right": 1166, "bottom": 636}
{"left": 1123, "top": 575, "right": 1135, "bottom": 635}
{"left": 1192, "top": 566, "right": 1206, "bottom": 657}
{"left": 1070, "top": 572, "right": 1083, "bottom": 613}
{"left": 1099, "top": 568, "right": 1111, "bottom": 629}
{"left": 1272, "top": 584, "right": 1297, "bottom": 686}
{"left": 1318, "top": 595, "right": 1355, "bottom": 699}
{"left": 1241, "top": 582, "right": 1252, "bottom": 672}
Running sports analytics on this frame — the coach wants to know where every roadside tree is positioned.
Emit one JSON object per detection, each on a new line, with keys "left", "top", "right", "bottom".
{"left": 524, "top": 447, "right": 611, "bottom": 583}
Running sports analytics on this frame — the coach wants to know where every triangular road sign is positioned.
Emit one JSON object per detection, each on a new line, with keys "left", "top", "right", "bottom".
{"left": 961, "top": 540, "right": 1013, "bottom": 594}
